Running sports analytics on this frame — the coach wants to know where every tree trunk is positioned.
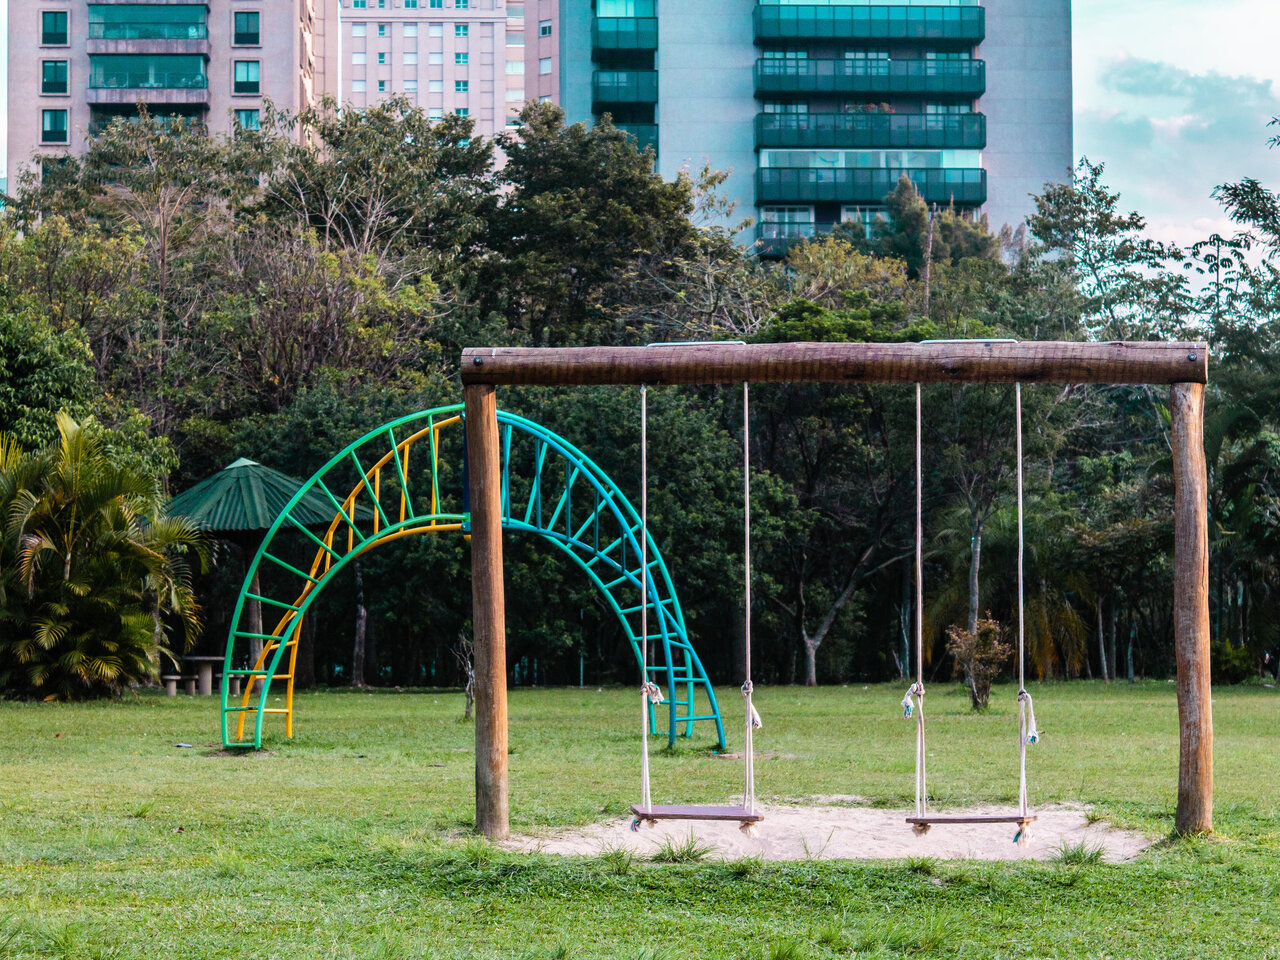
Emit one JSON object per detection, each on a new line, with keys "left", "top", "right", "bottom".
{"left": 967, "top": 518, "right": 982, "bottom": 634}
{"left": 1126, "top": 623, "right": 1135, "bottom": 683}
{"left": 1096, "top": 595, "right": 1110, "bottom": 684}
{"left": 1108, "top": 604, "right": 1118, "bottom": 683}
{"left": 352, "top": 562, "right": 368, "bottom": 689}
{"left": 803, "top": 637, "right": 818, "bottom": 687}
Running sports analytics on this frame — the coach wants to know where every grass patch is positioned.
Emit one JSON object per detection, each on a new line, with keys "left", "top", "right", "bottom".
{"left": 650, "top": 832, "right": 713, "bottom": 863}
{"left": 1053, "top": 841, "right": 1105, "bottom": 865}
{"left": 0, "top": 682, "right": 1279, "bottom": 958}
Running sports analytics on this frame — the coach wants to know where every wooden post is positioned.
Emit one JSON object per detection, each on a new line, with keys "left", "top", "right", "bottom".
{"left": 1172, "top": 381, "right": 1212, "bottom": 835}
{"left": 465, "top": 383, "right": 509, "bottom": 840}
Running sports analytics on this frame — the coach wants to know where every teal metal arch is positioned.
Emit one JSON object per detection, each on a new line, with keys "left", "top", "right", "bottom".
{"left": 221, "top": 403, "right": 727, "bottom": 751}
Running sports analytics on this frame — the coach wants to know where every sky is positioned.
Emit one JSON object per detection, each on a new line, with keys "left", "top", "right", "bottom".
{"left": 2, "top": 0, "right": 1279, "bottom": 248}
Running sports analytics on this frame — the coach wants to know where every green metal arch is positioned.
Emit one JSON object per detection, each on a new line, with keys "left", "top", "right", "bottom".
{"left": 221, "top": 404, "right": 727, "bottom": 751}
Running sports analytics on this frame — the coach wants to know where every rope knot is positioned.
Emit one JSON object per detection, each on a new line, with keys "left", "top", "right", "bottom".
{"left": 642, "top": 681, "right": 665, "bottom": 705}
{"left": 742, "top": 681, "right": 763, "bottom": 729}
{"left": 901, "top": 682, "right": 923, "bottom": 719}
{"left": 1018, "top": 689, "right": 1039, "bottom": 745}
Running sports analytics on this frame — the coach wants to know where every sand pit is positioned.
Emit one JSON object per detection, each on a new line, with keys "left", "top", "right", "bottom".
{"left": 509, "top": 801, "right": 1152, "bottom": 863}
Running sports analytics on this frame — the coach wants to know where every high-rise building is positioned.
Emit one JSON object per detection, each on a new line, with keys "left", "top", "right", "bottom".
{"left": 7, "top": 2, "right": 319, "bottom": 183}
{"left": 559, "top": 0, "right": 1072, "bottom": 252}
{"left": 315, "top": 0, "right": 548, "bottom": 134}
{"left": 7, "top": 1, "right": 557, "bottom": 184}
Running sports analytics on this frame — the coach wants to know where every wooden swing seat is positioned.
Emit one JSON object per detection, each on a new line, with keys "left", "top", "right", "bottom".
{"left": 631, "top": 804, "right": 765, "bottom": 824}
{"left": 906, "top": 814, "right": 1036, "bottom": 826}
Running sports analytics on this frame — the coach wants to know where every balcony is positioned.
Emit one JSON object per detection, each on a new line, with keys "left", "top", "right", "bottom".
{"left": 755, "top": 112, "right": 986, "bottom": 149}
{"left": 756, "top": 166, "right": 986, "bottom": 205}
{"left": 87, "top": 10, "right": 210, "bottom": 54}
{"left": 755, "top": 58, "right": 984, "bottom": 97}
{"left": 593, "top": 69, "right": 659, "bottom": 104}
{"left": 754, "top": 5, "right": 984, "bottom": 43}
{"left": 593, "top": 18, "right": 659, "bottom": 52}
{"left": 87, "top": 55, "right": 209, "bottom": 105}
{"left": 618, "top": 122, "right": 659, "bottom": 153}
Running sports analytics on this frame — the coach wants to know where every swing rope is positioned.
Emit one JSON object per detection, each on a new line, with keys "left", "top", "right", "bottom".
{"left": 638, "top": 385, "right": 663, "bottom": 814}
{"left": 742, "top": 383, "right": 762, "bottom": 815}
{"left": 906, "top": 383, "right": 926, "bottom": 820}
{"left": 1015, "top": 382, "right": 1039, "bottom": 823}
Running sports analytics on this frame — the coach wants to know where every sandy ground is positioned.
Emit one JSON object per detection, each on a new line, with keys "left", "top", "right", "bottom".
{"left": 507, "top": 800, "right": 1153, "bottom": 863}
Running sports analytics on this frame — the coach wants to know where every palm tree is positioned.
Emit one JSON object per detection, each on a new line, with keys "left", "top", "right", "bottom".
{"left": 0, "top": 414, "right": 208, "bottom": 699}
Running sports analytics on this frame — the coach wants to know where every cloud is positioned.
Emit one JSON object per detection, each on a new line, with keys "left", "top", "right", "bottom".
{"left": 1076, "top": 56, "right": 1280, "bottom": 249}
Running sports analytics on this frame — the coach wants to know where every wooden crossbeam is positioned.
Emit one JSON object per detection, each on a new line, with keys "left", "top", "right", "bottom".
{"left": 462, "top": 341, "right": 1208, "bottom": 387}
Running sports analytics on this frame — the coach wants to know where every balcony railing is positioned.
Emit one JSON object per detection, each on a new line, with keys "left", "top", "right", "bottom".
{"left": 89, "top": 22, "right": 209, "bottom": 40}
{"left": 755, "top": 58, "right": 984, "bottom": 96}
{"left": 754, "top": 5, "right": 984, "bottom": 42}
{"left": 756, "top": 166, "right": 986, "bottom": 205}
{"left": 593, "top": 17, "right": 659, "bottom": 51}
{"left": 617, "top": 122, "right": 659, "bottom": 153}
{"left": 755, "top": 112, "right": 986, "bottom": 149}
{"left": 592, "top": 69, "right": 659, "bottom": 103}
{"left": 89, "top": 71, "right": 208, "bottom": 90}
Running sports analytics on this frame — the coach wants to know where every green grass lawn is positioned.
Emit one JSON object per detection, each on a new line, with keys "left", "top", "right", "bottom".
{"left": 2, "top": 681, "right": 1279, "bottom": 959}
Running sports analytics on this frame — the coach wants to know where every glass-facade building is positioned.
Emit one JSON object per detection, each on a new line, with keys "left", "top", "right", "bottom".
{"left": 559, "top": 0, "right": 1072, "bottom": 254}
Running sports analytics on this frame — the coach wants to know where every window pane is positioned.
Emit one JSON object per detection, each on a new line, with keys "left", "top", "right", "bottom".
{"left": 42, "top": 109, "right": 69, "bottom": 143}
{"left": 42, "top": 11, "right": 69, "bottom": 45}
{"left": 235, "top": 109, "right": 260, "bottom": 130}
{"left": 87, "top": 4, "right": 206, "bottom": 40}
{"left": 89, "top": 55, "right": 207, "bottom": 89}
{"left": 42, "top": 61, "right": 69, "bottom": 94}
{"left": 233, "top": 60, "right": 261, "bottom": 93}
{"left": 233, "top": 12, "right": 260, "bottom": 45}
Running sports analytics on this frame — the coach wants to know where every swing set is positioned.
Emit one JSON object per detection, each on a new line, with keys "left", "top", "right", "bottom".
{"left": 456, "top": 339, "right": 1210, "bottom": 842}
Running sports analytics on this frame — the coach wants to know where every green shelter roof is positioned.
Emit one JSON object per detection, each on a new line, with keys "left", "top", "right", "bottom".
{"left": 169, "top": 458, "right": 352, "bottom": 534}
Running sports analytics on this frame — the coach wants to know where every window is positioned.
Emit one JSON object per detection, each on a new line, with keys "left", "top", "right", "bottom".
{"left": 455, "top": 52, "right": 468, "bottom": 65}
{"left": 539, "top": 95, "right": 551, "bottom": 102}
{"left": 378, "top": 80, "right": 387, "bottom": 92}
{"left": 763, "top": 101, "right": 807, "bottom": 114}
{"left": 233, "top": 61, "right": 260, "bottom": 94}
{"left": 235, "top": 108, "right": 260, "bottom": 130}
{"left": 759, "top": 206, "right": 815, "bottom": 241}
{"left": 428, "top": 108, "right": 444, "bottom": 119}
{"left": 507, "top": 4, "right": 524, "bottom": 17}
{"left": 506, "top": 118, "right": 521, "bottom": 128}
{"left": 428, "top": 51, "right": 443, "bottom": 64}
{"left": 430, "top": 0, "right": 443, "bottom": 6}
{"left": 538, "top": 57, "right": 552, "bottom": 75}
{"left": 428, "top": 23, "right": 443, "bottom": 36}
{"left": 505, "top": 60, "right": 524, "bottom": 74}
{"left": 404, "top": 51, "right": 418, "bottom": 64}
{"left": 455, "top": 24, "right": 469, "bottom": 37}
{"left": 455, "top": 107, "right": 468, "bottom": 116}
{"left": 377, "top": 52, "right": 386, "bottom": 64}
{"left": 352, "top": 22, "right": 367, "bottom": 36}
{"left": 378, "top": 23, "right": 388, "bottom": 36}
{"left": 352, "top": 0, "right": 367, "bottom": 7}
{"left": 456, "top": 0, "right": 470, "bottom": 7}
{"left": 42, "top": 11, "right": 69, "bottom": 45}
{"left": 539, "top": 20, "right": 551, "bottom": 37}
{"left": 89, "top": 54, "right": 206, "bottom": 89}
{"left": 763, "top": 49, "right": 807, "bottom": 60}
{"left": 841, "top": 206, "right": 888, "bottom": 238}
{"left": 455, "top": 80, "right": 468, "bottom": 92}
{"left": 234, "top": 11, "right": 260, "bottom": 45}
{"left": 403, "top": 23, "right": 418, "bottom": 36}
{"left": 378, "top": 0, "right": 387, "bottom": 7}
{"left": 42, "top": 60, "right": 69, "bottom": 95}
{"left": 506, "top": 31, "right": 524, "bottom": 46}
{"left": 925, "top": 102, "right": 972, "bottom": 115}
{"left": 353, "top": 51, "right": 367, "bottom": 64}
{"left": 41, "top": 109, "right": 69, "bottom": 143}
{"left": 429, "top": 79, "right": 443, "bottom": 92}
{"left": 352, "top": 79, "right": 367, "bottom": 92}
{"left": 505, "top": 88, "right": 524, "bottom": 101}
{"left": 405, "top": 0, "right": 418, "bottom": 7}
{"left": 404, "top": 79, "right": 418, "bottom": 91}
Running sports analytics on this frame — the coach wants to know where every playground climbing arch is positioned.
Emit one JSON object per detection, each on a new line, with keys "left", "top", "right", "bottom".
{"left": 220, "top": 403, "right": 727, "bottom": 751}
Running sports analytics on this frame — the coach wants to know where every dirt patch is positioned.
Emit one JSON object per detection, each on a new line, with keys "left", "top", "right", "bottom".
{"left": 507, "top": 802, "right": 1152, "bottom": 863}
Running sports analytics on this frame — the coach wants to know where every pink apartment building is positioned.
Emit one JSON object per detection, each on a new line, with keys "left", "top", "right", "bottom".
{"left": 7, "top": 1, "right": 559, "bottom": 184}
{"left": 7, "top": 2, "right": 319, "bottom": 183}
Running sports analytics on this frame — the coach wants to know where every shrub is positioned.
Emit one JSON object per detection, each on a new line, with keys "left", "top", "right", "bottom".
{"left": 945, "top": 616, "right": 1013, "bottom": 710}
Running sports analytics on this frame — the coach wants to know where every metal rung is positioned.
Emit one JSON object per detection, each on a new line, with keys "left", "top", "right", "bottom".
{"left": 261, "top": 708, "right": 290, "bottom": 714}
{"left": 226, "top": 669, "right": 270, "bottom": 676}
{"left": 222, "top": 706, "right": 257, "bottom": 712}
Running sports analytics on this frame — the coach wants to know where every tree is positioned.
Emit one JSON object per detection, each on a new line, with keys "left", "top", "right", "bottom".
{"left": 484, "top": 104, "right": 704, "bottom": 346}
{"left": 0, "top": 415, "right": 207, "bottom": 699}
{"left": 0, "top": 311, "right": 94, "bottom": 449}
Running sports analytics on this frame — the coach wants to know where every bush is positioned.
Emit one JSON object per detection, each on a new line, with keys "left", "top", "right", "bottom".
{"left": 1210, "top": 639, "right": 1255, "bottom": 685}
{"left": 0, "top": 414, "right": 207, "bottom": 699}
{"left": 945, "top": 616, "right": 1012, "bottom": 710}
